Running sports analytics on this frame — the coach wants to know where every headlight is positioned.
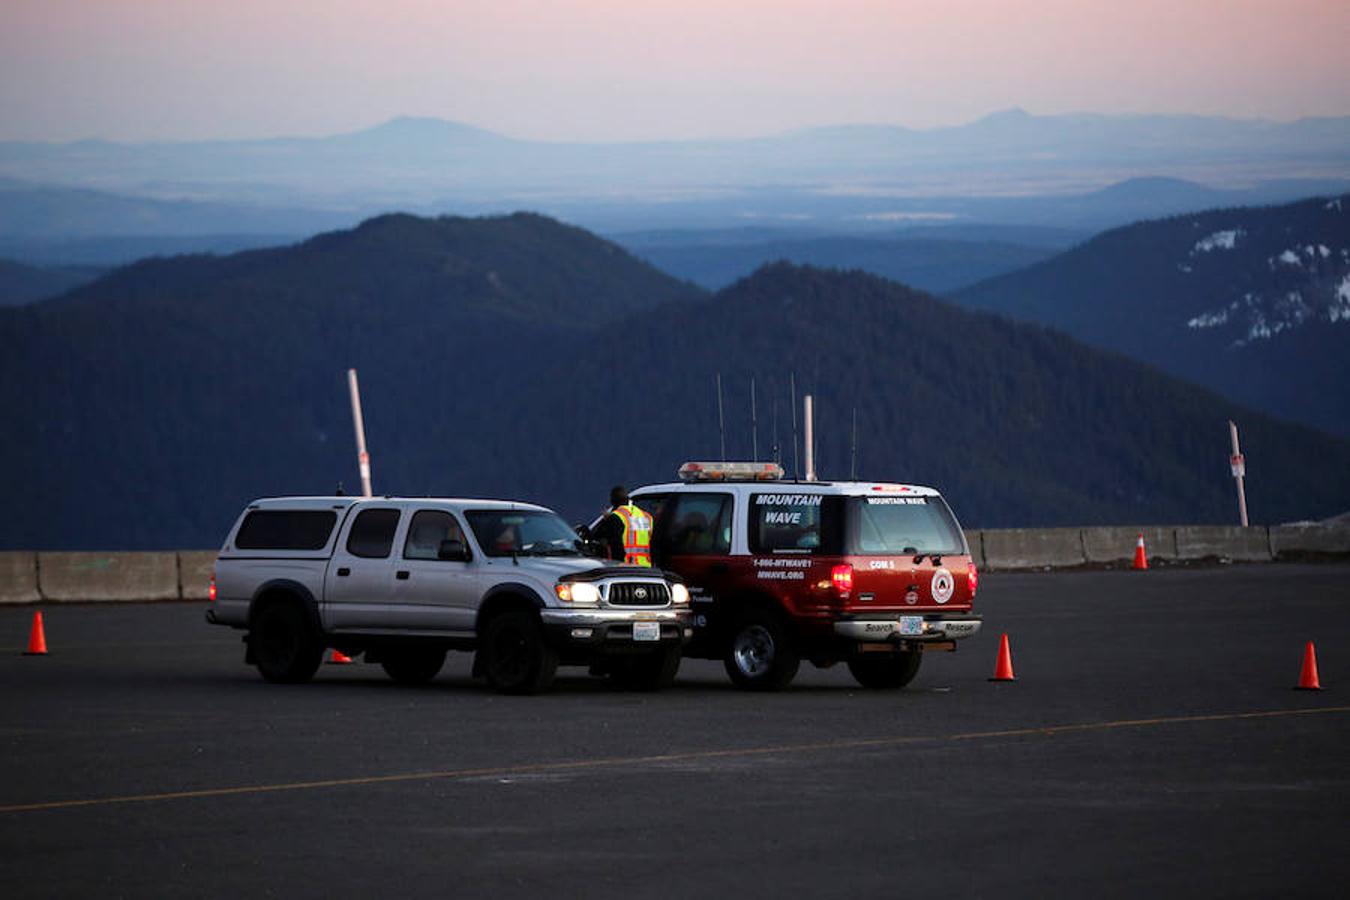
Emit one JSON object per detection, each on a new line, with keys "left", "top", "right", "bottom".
{"left": 555, "top": 581, "right": 600, "bottom": 605}
{"left": 671, "top": 583, "right": 689, "bottom": 605}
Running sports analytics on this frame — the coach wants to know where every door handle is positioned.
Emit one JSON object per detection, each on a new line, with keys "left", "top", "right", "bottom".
{"left": 396, "top": 570, "right": 410, "bottom": 580}
{"left": 336, "top": 568, "right": 350, "bottom": 577}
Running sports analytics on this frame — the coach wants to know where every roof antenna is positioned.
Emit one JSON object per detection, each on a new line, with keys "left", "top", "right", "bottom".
{"left": 335, "top": 481, "right": 345, "bottom": 497}
{"left": 850, "top": 406, "right": 858, "bottom": 480}
{"left": 789, "top": 371, "right": 799, "bottom": 480}
{"left": 750, "top": 376, "right": 759, "bottom": 462}
{"left": 716, "top": 372, "right": 727, "bottom": 462}
{"left": 771, "top": 383, "right": 780, "bottom": 466}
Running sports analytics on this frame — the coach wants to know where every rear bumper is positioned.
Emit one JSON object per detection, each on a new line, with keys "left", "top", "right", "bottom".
{"left": 540, "top": 607, "right": 692, "bottom": 652}
{"left": 834, "top": 613, "right": 982, "bottom": 642}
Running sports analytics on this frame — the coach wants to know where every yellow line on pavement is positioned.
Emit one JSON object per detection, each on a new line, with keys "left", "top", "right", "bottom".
{"left": 3, "top": 704, "right": 1347, "bottom": 815}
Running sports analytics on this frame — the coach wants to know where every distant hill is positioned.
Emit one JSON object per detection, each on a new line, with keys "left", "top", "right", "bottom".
{"left": 615, "top": 233, "right": 1056, "bottom": 292}
{"left": 953, "top": 194, "right": 1350, "bottom": 436}
{"left": 3, "top": 111, "right": 1348, "bottom": 234}
{"left": 5, "top": 216, "right": 1350, "bottom": 550}
{"left": 0, "top": 258, "right": 101, "bottom": 305}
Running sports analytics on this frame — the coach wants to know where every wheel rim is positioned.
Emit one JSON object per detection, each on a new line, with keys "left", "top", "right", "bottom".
{"left": 491, "top": 625, "right": 530, "bottom": 683}
{"left": 259, "top": 612, "right": 297, "bottom": 667}
{"left": 732, "top": 624, "right": 775, "bottom": 677}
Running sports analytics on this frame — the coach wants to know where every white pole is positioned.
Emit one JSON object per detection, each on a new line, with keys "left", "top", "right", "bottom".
{"left": 803, "top": 394, "right": 816, "bottom": 482}
{"left": 1229, "top": 420, "right": 1248, "bottom": 527}
{"left": 347, "top": 368, "right": 373, "bottom": 498}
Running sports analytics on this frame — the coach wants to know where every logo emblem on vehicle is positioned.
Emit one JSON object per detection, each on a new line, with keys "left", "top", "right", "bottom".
{"left": 931, "top": 568, "right": 954, "bottom": 604}
{"left": 634, "top": 587, "right": 648, "bottom": 600}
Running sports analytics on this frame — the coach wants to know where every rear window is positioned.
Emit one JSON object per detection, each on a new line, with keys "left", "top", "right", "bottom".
{"left": 749, "top": 493, "right": 844, "bottom": 554}
{"left": 234, "top": 510, "right": 337, "bottom": 551}
{"left": 848, "top": 496, "right": 965, "bottom": 555}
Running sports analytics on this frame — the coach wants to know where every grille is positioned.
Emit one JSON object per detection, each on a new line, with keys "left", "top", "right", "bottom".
{"left": 608, "top": 582, "right": 670, "bottom": 607}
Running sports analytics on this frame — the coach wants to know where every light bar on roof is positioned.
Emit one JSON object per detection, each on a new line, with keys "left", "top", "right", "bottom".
{"left": 677, "top": 461, "right": 785, "bottom": 482}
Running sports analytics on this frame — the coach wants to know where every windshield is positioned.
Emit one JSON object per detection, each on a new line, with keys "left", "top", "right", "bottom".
{"left": 848, "top": 496, "right": 965, "bottom": 556}
{"left": 465, "top": 509, "right": 583, "bottom": 558}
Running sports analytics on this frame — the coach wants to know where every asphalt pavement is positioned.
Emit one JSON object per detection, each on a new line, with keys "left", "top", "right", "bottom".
{"left": 2, "top": 563, "right": 1348, "bottom": 898}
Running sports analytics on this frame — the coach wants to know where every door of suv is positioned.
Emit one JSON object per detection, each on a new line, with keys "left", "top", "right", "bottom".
{"left": 651, "top": 491, "right": 736, "bottom": 641}
{"left": 387, "top": 507, "right": 479, "bottom": 634}
{"left": 324, "top": 506, "right": 403, "bottom": 631}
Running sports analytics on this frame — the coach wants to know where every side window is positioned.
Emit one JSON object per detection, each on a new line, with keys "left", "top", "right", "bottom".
{"left": 749, "top": 494, "right": 844, "bottom": 554}
{"left": 346, "top": 508, "right": 401, "bottom": 559}
{"left": 664, "top": 493, "right": 733, "bottom": 556}
{"left": 403, "top": 510, "right": 467, "bottom": 561}
{"left": 234, "top": 510, "right": 337, "bottom": 550}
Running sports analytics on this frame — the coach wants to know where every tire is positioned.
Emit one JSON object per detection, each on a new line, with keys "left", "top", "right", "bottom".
{"left": 611, "top": 646, "right": 682, "bottom": 692}
{"left": 480, "top": 610, "right": 558, "bottom": 695}
{"left": 847, "top": 650, "right": 923, "bottom": 689}
{"left": 251, "top": 602, "right": 324, "bottom": 684}
{"left": 381, "top": 648, "right": 447, "bottom": 685}
{"left": 722, "top": 610, "right": 799, "bottom": 691}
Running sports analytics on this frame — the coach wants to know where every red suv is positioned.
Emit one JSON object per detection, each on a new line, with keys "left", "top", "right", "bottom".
{"left": 626, "top": 462, "right": 982, "bottom": 690}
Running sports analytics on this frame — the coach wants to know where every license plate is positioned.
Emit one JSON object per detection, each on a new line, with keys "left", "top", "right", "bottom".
{"left": 898, "top": 616, "right": 924, "bottom": 636}
{"left": 633, "top": 621, "right": 661, "bottom": 642}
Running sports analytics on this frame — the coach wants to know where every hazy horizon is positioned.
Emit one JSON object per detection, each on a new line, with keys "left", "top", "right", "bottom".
{"left": 3, "top": 0, "right": 1348, "bottom": 143}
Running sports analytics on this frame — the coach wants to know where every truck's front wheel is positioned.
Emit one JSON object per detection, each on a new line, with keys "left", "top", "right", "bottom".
{"left": 251, "top": 602, "right": 323, "bottom": 684}
{"left": 723, "top": 610, "right": 799, "bottom": 691}
{"left": 480, "top": 611, "right": 558, "bottom": 695}
{"left": 847, "top": 650, "right": 922, "bottom": 689}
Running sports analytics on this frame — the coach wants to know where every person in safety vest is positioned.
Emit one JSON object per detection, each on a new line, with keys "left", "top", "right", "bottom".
{"left": 592, "top": 485, "right": 653, "bottom": 566}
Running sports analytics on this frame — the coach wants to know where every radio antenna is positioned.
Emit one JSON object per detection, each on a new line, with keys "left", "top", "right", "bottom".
{"left": 771, "top": 383, "right": 780, "bottom": 465}
{"left": 750, "top": 376, "right": 759, "bottom": 462}
{"left": 716, "top": 372, "right": 727, "bottom": 462}
{"left": 850, "top": 406, "right": 858, "bottom": 480}
{"left": 789, "top": 372, "right": 799, "bottom": 480}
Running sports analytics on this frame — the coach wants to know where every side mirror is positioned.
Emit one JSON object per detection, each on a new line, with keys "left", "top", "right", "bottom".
{"left": 580, "top": 539, "right": 607, "bottom": 559}
{"left": 438, "top": 539, "right": 470, "bottom": 562}
{"left": 574, "top": 523, "right": 592, "bottom": 540}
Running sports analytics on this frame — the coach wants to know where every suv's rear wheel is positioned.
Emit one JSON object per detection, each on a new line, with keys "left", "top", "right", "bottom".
{"left": 847, "top": 650, "right": 923, "bottom": 689}
{"left": 252, "top": 602, "right": 323, "bottom": 684}
{"left": 723, "top": 610, "right": 799, "bottom": 691}
{"left": 480, "top": 610, "right": 558, "bottom": 695}
{"left": 381, "top": 648, "right": 447, "bottom": 685}
{"left": 611, "top": 646, "right": 682, "bottom": 691}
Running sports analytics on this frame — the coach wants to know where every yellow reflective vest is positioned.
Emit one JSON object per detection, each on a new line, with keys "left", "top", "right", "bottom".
{"left": 611, "top": 504, "right": 653, "bottom": 567}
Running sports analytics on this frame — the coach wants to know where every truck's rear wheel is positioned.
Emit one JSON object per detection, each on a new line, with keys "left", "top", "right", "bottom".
{"left": 381, "top": 648, "right": 446, "bottom": 685}
{"left": 847, "top": 650, "right": 922, "bottom": 689}
{"left": 723, "top": 611, "right": 799, "bottom": 691}
{"left": 251, "top": 602, "right": 323, "bottom": 684}
{"left": 480, "top": 611, "right": 558, "bottom": 695}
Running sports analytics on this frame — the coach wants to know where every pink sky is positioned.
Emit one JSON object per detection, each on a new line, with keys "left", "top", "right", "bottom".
{"left": 2, "top": 0, "right": 1348, "bottom": 142}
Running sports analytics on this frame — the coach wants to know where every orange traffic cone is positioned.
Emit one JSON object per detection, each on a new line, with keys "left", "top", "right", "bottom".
{"left": 23, "top": 610, "right": 48, "bottom": 656}
{"left": 989, "top": 633, "right": 1016, "bottom": 682}
{"left": 1132, "top": 533, "right": 1149, "bottom": 570}
{"left": 1295, "top": 641, "right": 1321, "bottom": 691}
{"left": 328, "top": 649, "right": 354, "bottom": 665}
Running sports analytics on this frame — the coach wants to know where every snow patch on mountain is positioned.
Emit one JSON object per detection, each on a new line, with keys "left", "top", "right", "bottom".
{"left": 1193, "top": 230, "right": 1242, "bottom": 254}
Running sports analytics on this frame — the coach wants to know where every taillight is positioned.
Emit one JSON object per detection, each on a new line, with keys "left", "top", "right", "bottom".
{"left": 208, "top": 573, "right": 217, "bottom": 603}
{"left": 831, "top": 564, "right": 853, "bottom": 596}
{"left": 967, "top": 564, "right": 978, "bottom": 599}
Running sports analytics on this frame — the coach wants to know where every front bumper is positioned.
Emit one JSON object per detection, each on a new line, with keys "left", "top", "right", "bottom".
{"left": 834, "top": 613, "right": 983, "bottom": 643}
{"left": 540, "top": 607, "right": 692, "bottom": 652}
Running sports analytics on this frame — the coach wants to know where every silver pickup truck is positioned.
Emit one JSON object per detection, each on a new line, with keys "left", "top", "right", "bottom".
{"left": 206, "top": 496, "right": 691, "bottom": 693}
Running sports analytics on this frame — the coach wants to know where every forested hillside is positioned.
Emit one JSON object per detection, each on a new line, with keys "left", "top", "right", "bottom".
{"left": 954, "top": 194, "right": 1350, "bottom": 436}
{"left": 6, "top": 214, "right": 1350, "bottom": 549}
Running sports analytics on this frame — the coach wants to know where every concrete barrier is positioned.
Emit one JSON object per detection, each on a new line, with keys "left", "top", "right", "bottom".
{"left": 0, "top": 552, "right": 40, "bottom": 604}
{"left": 1174, "top": 526, "right": 1272, "bottom": 562}
{"left": 178, "top": 551, "right": 219, "bottom": 600}
{"left": 983, "top": 528, "right": 1086, "bottom": 570}
{"left": 1081, "top": 526, "right": 1178, "bottom": 564}
{"left": 1269, "top": 525, "right": 1350, "bottom": 558}
{"left": 963, "top": 530, "right": 985, "bottom": 569}
{"left": 37, "top": 552, "right": 179, "bottom": 602}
